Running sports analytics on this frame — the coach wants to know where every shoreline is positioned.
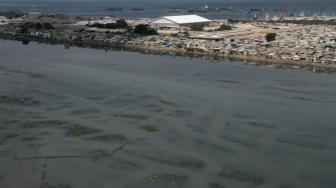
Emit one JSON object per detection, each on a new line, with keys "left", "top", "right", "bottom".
{"left": 1, "top": 34, "right": 336, "bottom": 73}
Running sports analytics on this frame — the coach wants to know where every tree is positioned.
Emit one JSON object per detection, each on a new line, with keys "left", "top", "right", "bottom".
{"left": 265, "top": 33, "right": 276, "bottom": 42}
{"left": 133, "top": 24, "right": 158, "bottom": 35}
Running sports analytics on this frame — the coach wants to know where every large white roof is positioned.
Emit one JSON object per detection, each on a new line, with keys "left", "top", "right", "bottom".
{"left": 162, "top": 15, "right": 210, "bottom": 24}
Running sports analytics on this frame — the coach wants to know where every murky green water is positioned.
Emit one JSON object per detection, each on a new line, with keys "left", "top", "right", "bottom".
{"left": 0, "top": 40, "right": 336, "bottom": 188}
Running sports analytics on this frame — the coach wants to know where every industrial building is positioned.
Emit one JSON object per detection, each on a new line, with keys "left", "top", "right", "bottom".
{"left": 150, "top": 15, "right": 210, "bottom": 28}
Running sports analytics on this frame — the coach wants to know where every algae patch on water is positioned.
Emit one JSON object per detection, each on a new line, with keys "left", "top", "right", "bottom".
{"left": 92, "top": 133, "right": 127, "bottom": 142}
{"left": 21, "top": 120, "right": 100, "bottom": 138}
{"left": 43, "top": 120, "right": 100, "bottom": 137}
{"left": 218, "top": 167, "right": 267, "bottom": 186}
{"left": 141, "top": 125, "right": 159, "bottom": 133}
{"left": 5, "top": 133, "right": 19, "bottom": 139}
{"left": 45, "top": 120, "right": 68, "bottom": 126}
{"left": 114, "top": 113, "right": 149, "bottom": 120}
{"left": 147, "top": 173, "right": 189, "bottom": 185}
{"left": 21, "top": 137, "right": 40, "bottom": 141}
{"left": 64, "top": 124, "right": 100, "bottom": 137}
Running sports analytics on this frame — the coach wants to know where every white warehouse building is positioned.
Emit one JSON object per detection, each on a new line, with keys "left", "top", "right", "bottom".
{"left": 150, "top": 15, "right": 210, "bottom": 28}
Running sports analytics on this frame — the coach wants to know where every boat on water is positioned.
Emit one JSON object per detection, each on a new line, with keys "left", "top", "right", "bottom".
{"left": 207, "top": 7, "right": 221, "bottom": 12}
{"left": 232, "top": 9, "right": 244, "bottom": 13}
{"left": 131, "top": 8, "right": 145, "bottom": 11}
{"left": 168, "top": 9, "right": 184, "bottom": 13}
{"left": 250, "top": 8, "right": 264, "bottom": 12}
{"left": 106, "top": 8, "right": 123, "bottom": 11}
{"left": 188, "top": 5, "right": 208, "bottom": 13}
{"left": 167, "top": 6, "right": 187, "bottom": 10}
{"left": 188, "top": 9, "right": 207, "bottom": 13}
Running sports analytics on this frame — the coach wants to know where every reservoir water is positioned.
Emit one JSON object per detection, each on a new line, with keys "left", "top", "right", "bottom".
{"left": 0, "top": 40, "right": 336, "bottom": 188}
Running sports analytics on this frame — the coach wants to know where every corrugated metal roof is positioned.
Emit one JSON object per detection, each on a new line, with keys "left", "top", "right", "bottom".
{"left": 163, "top": 15, "right": 210, "bottom": 24}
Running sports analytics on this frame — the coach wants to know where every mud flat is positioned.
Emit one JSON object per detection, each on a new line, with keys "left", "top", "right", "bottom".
{"left": 1, "top": 40, "right": 336, "bottom": 188}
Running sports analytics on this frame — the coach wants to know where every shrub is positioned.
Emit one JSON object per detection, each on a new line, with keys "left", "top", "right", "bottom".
{"left": 87, "top": 19, "right": 129, "bottom": 29}
{"left": 190, "top": 23, "right": 205, "bottom": 31}
{"left": 20, "top": 22, "right": 55, "bottom": 30}
{"left": 265, "top": 33, "right": 277, "bottom": 42}
{"left": 133, "top": 24, "right": 158, "bottom": 35}
{"left": 215, "top": 24, "right": 232, "bottom": 31}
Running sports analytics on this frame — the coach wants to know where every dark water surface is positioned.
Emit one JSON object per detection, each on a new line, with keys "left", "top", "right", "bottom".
{"left": 0, "top": 40, "right": 336, "bottom": 188}
{"left": 1, "top": 0, "right": 336, "bottom": 19}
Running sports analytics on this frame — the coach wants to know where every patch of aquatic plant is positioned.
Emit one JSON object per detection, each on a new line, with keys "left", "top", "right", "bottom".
{"left": 65, "top": 124, "right": 100, "bottom": 137}
{"left": 89, "top": 149, "right": 113, "bottom": 161}
{"left": 21, "top": 137, "right": 40, "bottom": 141}
{"left": 5, "top": 133, "right": 19, "bottom": 138}
{"left": 147, "top": 173, "right": 189, "bottom": 185}
{"left": 277, "top": 134, "right": 328, "bottom": 149}
{"left": 300, "top": 173, "right": 336, "bottom": 187}
{"left": 127, "top": 151, "right": 205, "bottom": 170}
{"left": 21, "top": 120, "right": 100, "bottom": 137}
{"left": 159, "top": 99, "right": 179, "bottom": 107}
{"left": 89, "top": 147, "right": 125, "bottom": 161}
{"left": 0, "top": 95, "right": 40, "bottom": 106}
{"left": 193, "top": 139, "right": 236, "bottom": 154}
{"left": 45, "top": 120, "right": 68, "bottom": 126}
{"left": 22, "top": 121, "right": 99, "bottom": 138}
{"left": 186, "top": 123, "right": 210, "bottom": 134}
{"left": 109, "top": 159, "right": 142, "bottom": 170}
{"left": 141, "top": 126, "right": 159, "bottom": 133}
{"left": 248, "top": 121, "right": 276, "bottom": 129}
{"left": 168, "top": 109, "right": 193, "bottom": 117}
{"left": 114, "top": 113, "right": 149, "bottom": 120}
{"left": 92, "top": 133, "right": 127, "bottom": 142}
{"left": 220, "top": 134, "right": 257, "bottom": 149}
{"left": 44, "top": 184, "right": 72, "bottom": 188}
{"left": 218, "top": 168, "right": 267, "bottom": 186}
{"left": 20, "top": 120, "right": 69, "bottom": 129}
{"left": 69, "top": 108, "right": 100, "bottom": 116}
{"left": 209, "top": 183, "right": 227, "bottom": 188}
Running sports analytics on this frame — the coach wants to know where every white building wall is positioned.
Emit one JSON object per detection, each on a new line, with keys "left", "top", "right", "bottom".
{"left": 150, "top": 18, "right": 180, "bottom": 28}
